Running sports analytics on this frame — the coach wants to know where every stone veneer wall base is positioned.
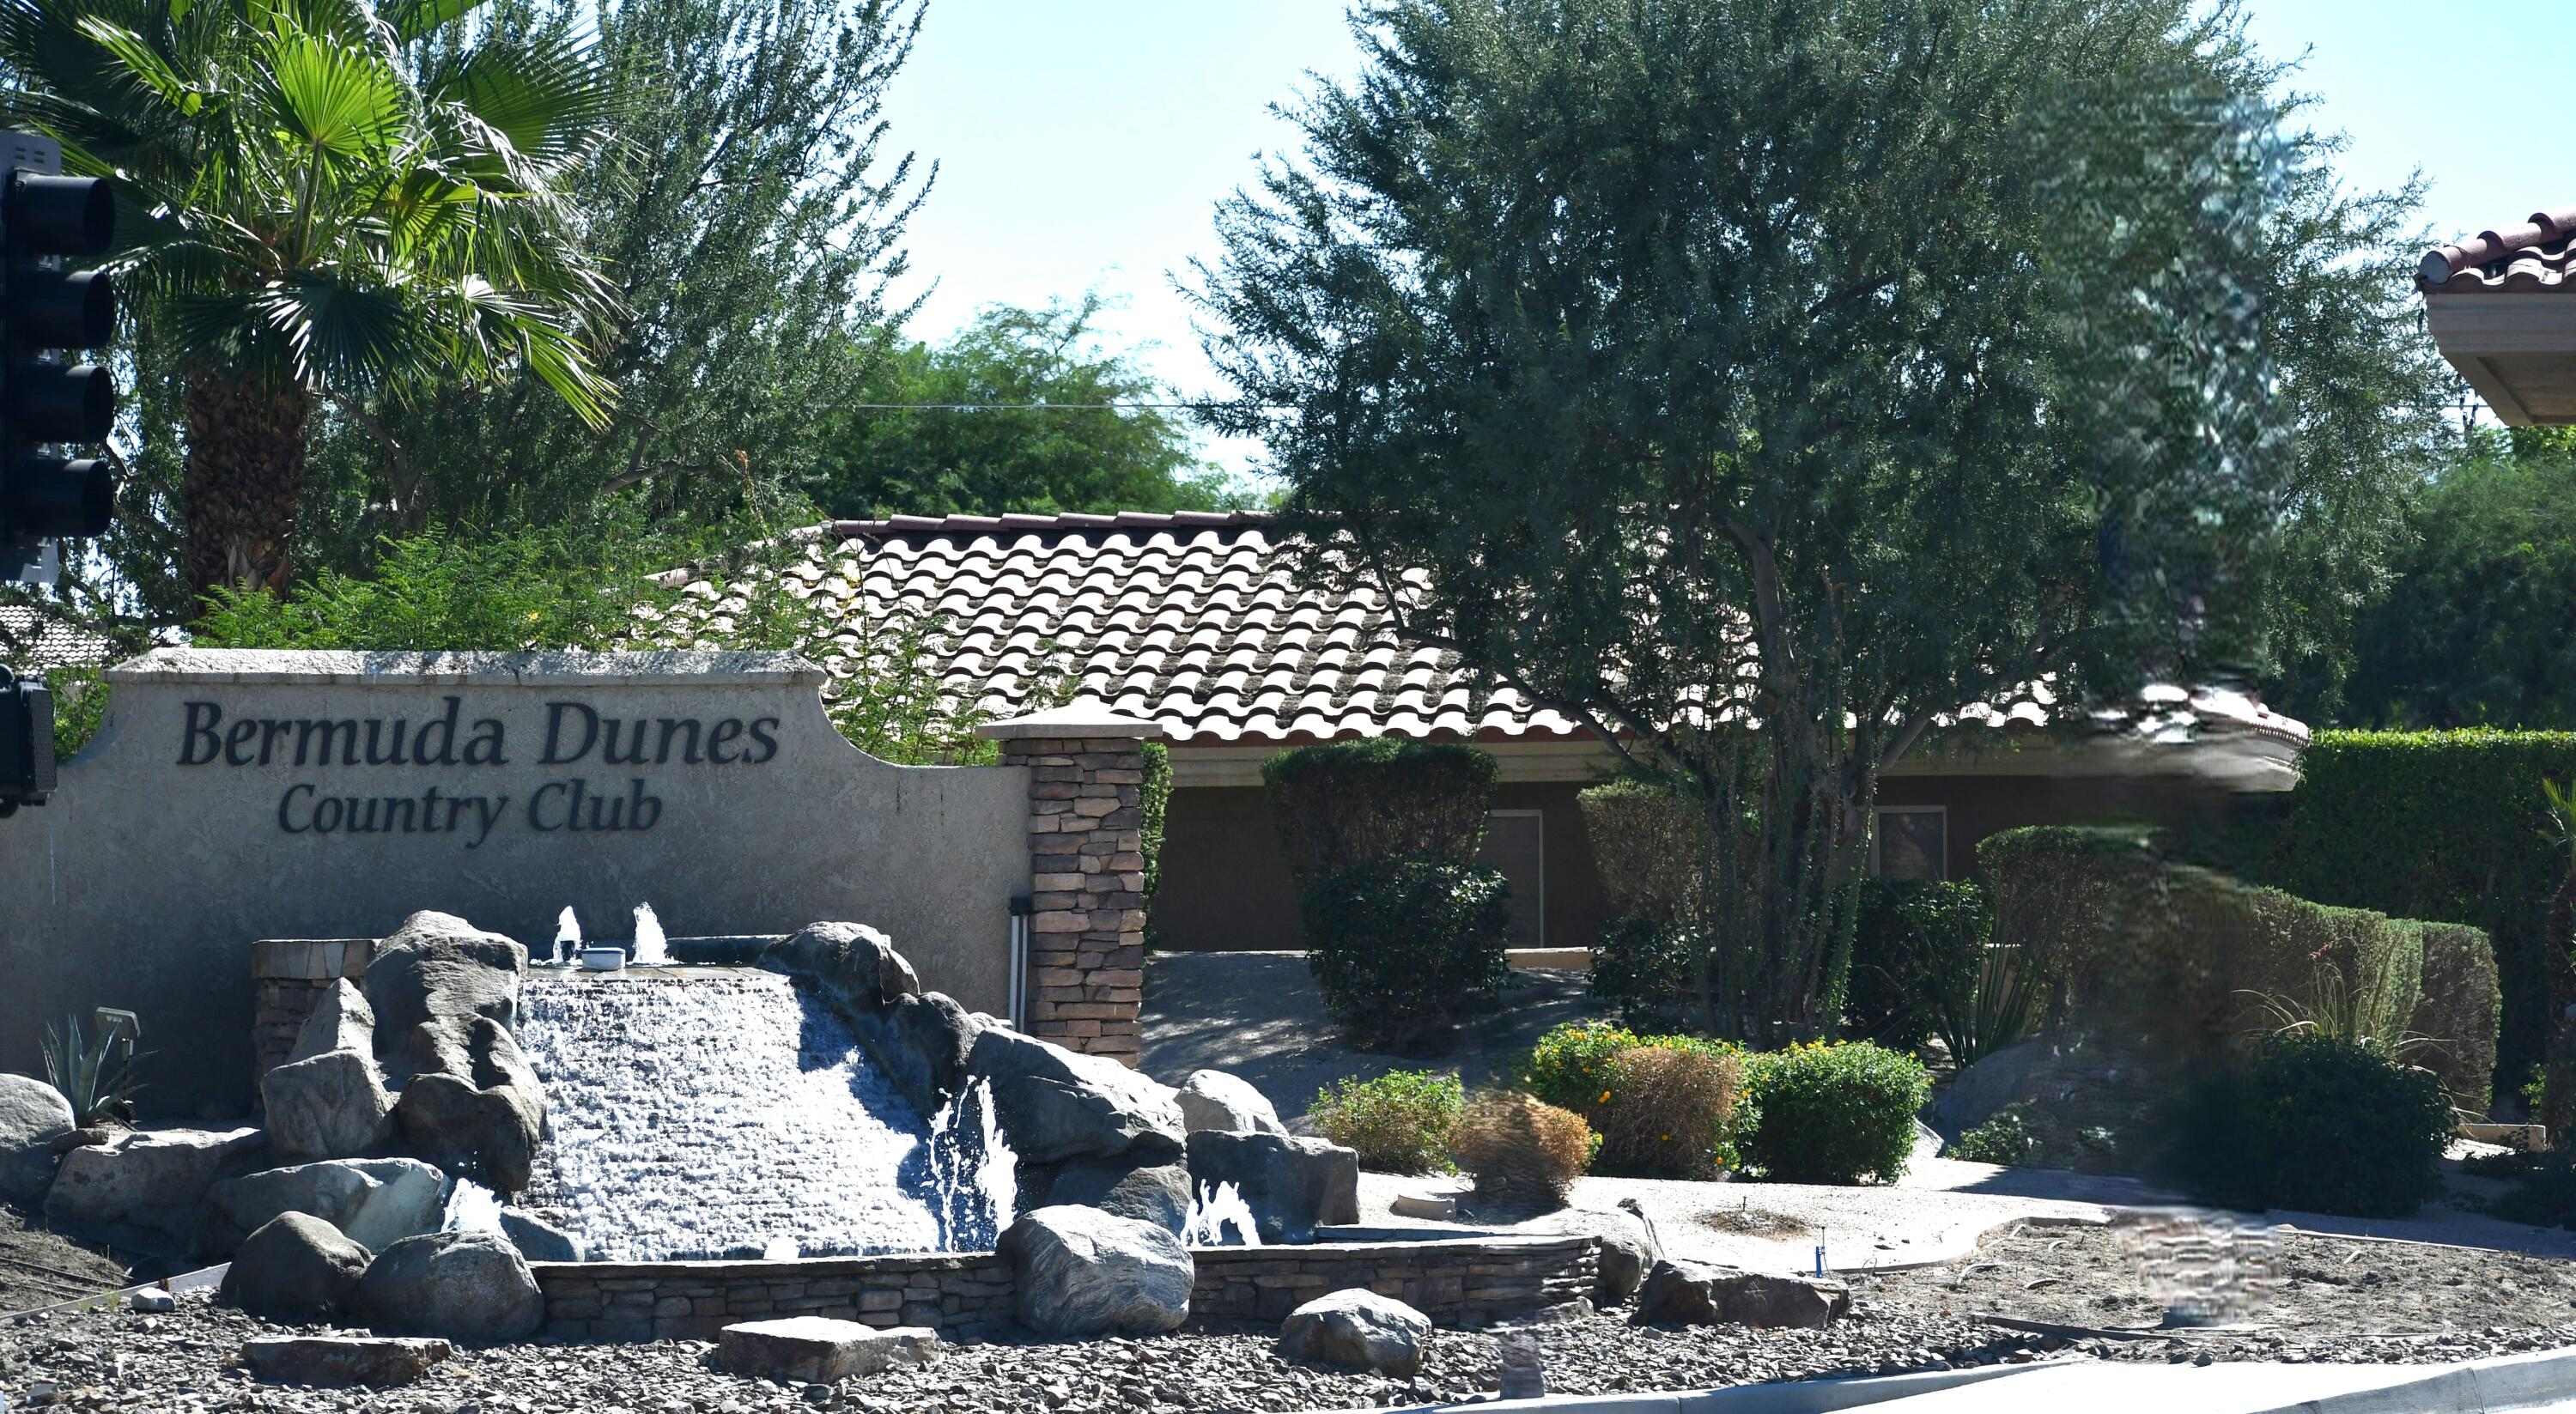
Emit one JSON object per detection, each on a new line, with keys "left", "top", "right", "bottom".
{"left": 531, "top": 1235, "right": 1598, "bottom": 1343}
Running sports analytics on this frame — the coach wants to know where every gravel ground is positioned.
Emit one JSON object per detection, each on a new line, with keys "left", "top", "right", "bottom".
{"left": 2, "top": 1290, "right": 2058, "bottom": 1412}
{"left": 1862, "top": 1212, "right": 2576, "bottom": 1365}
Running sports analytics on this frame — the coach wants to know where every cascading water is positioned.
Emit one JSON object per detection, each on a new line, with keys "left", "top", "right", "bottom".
{"left": 515, "top": 969, "right": 1010, "bottom": 1260}
{"left": 923, "top": 1078, "right": 1018, "bottom": 1250}
{"left": 630, "top": 903, "right": 668, "bottom": 966}
{"left": 443, "top": 1176, "right": 505, "bottom": 1234}
{"left": 1186, "top": 1180, "right": 1261, "bottom": 1247}
{"left": 551, "top": 907, "right": 582, "bottom": 965}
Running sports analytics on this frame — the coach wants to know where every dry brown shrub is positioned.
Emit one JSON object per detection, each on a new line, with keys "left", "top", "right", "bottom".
{"left": 1450, "top": 1089, "right": 1595, "bottom": 1214}
{"left": 1594, "top": 1043, "right": 1740, "bottom": 1180}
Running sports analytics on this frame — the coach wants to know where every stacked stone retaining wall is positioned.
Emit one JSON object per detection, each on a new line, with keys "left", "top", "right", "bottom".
{"left": 248, "top": 938, "right": 375, "bottom": 1097}
{"left": 532, "top": 1234, "right": 1597, "bottom": 1343}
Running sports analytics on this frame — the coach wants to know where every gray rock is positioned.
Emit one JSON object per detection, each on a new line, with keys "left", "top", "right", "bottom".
{"left": 43, "top": 1125, "right": 264, "bottom": 1255}
{"left": 361, "top": 911, "right": 526, "bottom": 1089}
{"left": 261, "top": 1047, "right": 395, "bottom": 1162}
{"left": 1042, "top": 1159, "right": 1191, "bottom": 1235}
{"left": 1182, "top": 1131, "right": 1360, "bottom": 1243}
{"left": 499, "top": 1207, "right": 585, "bottom": 1262}
{"left": 769, "top": 921, "right": 919, "bottom": 1008}
{"left": 207, "top": 1158, "right": 448, "bottom": 1254}
{"left": 715, "top": 1318, "right": 939, "bottom": 1382}
{"left": 1633, "top": 1258, "right": 1849, "bottom": 1329}
{"left": 0, "top": 1071, "right": 76, "bottom": 1205}
{"left": 242, "top": 1336, "right": 452, "bottom": 1387}
{"left": 392, "top": 1071, "right": 544, "bottom": 1190}
{"left": 288, "top": 980, "right": 376, "bottom": 1065}
{"left": 128, "top": 1287, "right": 174, "bottom": 1313}
{"left": 968, "top": 1027, "right": 1185, "bottom": 1167}
{"left": 999, "top": 1205, "right": 1194, "bottom": 1337}
{"left": 1278, "top": 1288, "right": 1431, "bottom": 1378}
{"left": 221, "top": 1212, "right": 374, "bottom": 1325}
{"left": 1176, "top": 1070, "right": 1288, "bottom": 1136}
{"left": 354, "top": 1229, "right": 545, "bottom": 1344}
{"left": 1529, "top": 1207, "right": 1660, "bottom": 1305}
{"left": 1926, "top": 1037, "right": 2048, "bottom": 1141}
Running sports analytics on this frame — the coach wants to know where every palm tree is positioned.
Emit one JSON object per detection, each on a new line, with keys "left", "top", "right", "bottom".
{"left": 0, "top": 0, "right": 621, "bottom": 606}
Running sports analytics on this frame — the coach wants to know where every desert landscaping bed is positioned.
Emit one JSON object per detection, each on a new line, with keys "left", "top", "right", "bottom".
{"left": 1860, "top": 1217, "right": 2576, "bottom": 1365}
{"left": 3, "top": 1290, "right": 2061, "bottom": 1412}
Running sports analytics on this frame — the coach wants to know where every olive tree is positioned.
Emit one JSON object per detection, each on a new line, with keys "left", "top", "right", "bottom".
{"left": 1195, "top": 0, "right": 2445, "bottom": 1035}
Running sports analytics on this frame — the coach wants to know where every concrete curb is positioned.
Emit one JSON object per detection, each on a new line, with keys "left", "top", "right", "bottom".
{"left": 1289, "top": 1362, "right": 2047, "bottom": 1414}
{"left": 2284, "top": 1344, "right": 2576, "bottom": 1414}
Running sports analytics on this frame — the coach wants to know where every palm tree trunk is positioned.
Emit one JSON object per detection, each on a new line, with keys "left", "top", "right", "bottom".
{"left": 183, "top": 371, "right": 313, "bottom": 611}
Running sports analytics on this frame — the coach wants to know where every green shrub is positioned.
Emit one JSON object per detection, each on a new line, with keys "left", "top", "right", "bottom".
{"left": 1844, "top": 880, "right": 1992, "bottom": 1053}
{"left": 1451, "top": 1089, "right": 1595, "bottom": 1213}
{"left": 1736, "top": 1041, "right": 1931, "bottom": 1185}
{"left": 1139, "top": 741, "right": 1171, "bottom": 950}
{"left": 1593, "top": 1044, "right": 1741, "bottom": 1180}
{"left": 1589, "top": 915, "right": 1698, "bottom": 1018}
{"left": 1575, "top": 781, "right": 1706, "bottom": 924}
{"left": 2409, "top": 923, "right": 2500, "bottom": 1114}
{"left": 1307, "top": 1070, "right": 1464, "bottom": 1174}
{"left": 2160, "top": 1030, "right": 2455, "bottom": 1218}
{"left": 1516, "top": 1020, "right": 1742, "bottom": 1175}
{"left": 1947, "top": 1110, "right": 2038, "bottom": 1166}
{"left": 1262, "top": 739, "right": 1499, "bottom": 876}
{"left": 1300, "top": 861, "right": 1511, "bottom": 1047}
{"left": 2254, "top": 731, "right": 2576, "bottom": 1105}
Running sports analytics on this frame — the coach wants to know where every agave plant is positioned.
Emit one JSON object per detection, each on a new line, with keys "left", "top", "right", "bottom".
{"left": 40, "top": 1012, "right": 143, "bottom": 1126}
{"left": 0, "top": 0, "right": 624, "bottom": 606}
{"left": 1927, "top": 942, "right": 2042, "bottom": 1070}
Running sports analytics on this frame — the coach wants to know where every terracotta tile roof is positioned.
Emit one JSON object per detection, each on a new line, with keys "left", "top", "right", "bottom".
{"left": 647, "top": 511, "right": 2305, "bottom": 752}
{"left": 0, "top": 606, "right": 112, "bottom": 675}
{"left": 2420, "top": 206, "right": 2576, "bottom": 292}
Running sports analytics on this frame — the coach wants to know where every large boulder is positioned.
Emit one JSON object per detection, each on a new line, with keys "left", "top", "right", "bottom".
{"left": 1634, "top": 1258, "right": 1849, "bottom": 1330}
{"left": 1182, "top": 1131, "right": 1359, "bottom": 1243}
{"left": 999, "top": 1205, "right": 1194, "bottom": 1337}
{"left": 716, "top": 1318, "right": 939, "bottom": 1382}
{"left": 361, "top": 911, "right": 526, "bottom": 1088}
{"left": 1278, "top": 1289, "right": 1431, "bottom": 1378}
{"left": 1529, "top": 1207, "right": 1660, "bottom": 1306}
{"left": 1040, "top": 1159, "right": 1191, "bottom": 1235}
{"left": 207, "top": 1158, "right": 448, "bottom": 1254}
{"left": 353, "top": 1229, "right": 545, "bottom": 1344}
{"left": 768, "top": 921, "right": 920, "bottom": 1009}
{"left": 221, "top": 1212, "right": 374, "bottom": 1324}
{"left": 499, "top": 1207, "right": 585, "bottom": 1263}
{"left": 289, "top": 980, "right": 378, "bottom": 1065}
{"left": 968, "top": 1028, "right": 1185, "bottom": 1168}
{"left": 262, "top": 1047, "right": 395, "bottom": 1162}
{"left": 1176, "top": 1070, "right": 1288, "bottom": 1136}
{"left": 0, "top": 1071, "right": 76, "bottom": 1205}
{"left": 242, "top": 1335, "right": 452, "bottom": 1387}
{"left": 44, "top": 1126, "right": 264, "bottom": 1255}
{"left": 392, "top": 1070, "right": 542, "bottom": 1194}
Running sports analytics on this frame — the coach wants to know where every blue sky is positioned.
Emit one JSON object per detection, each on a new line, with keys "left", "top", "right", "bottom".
{"left": 880, "top": 1, "right": 2573, "bottom": 479}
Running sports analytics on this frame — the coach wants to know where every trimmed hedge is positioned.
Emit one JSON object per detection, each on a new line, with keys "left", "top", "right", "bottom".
{"left": 1736, "top": 1041, "right": 1931, "bottom": 1185}
{"left": 1308, "top": 1070, "right": 1464, "bottom": 1174}
{"left": 1262, "top": 739, "right": 1499, "bottom": 876}
{"left": 1299, "top": 860, "right": 1512, "bottom": 1047}
{"left": 2254, "top": 731, "right": 2576, "bottom": 1103}
{"left": 1978, "top": 827, "right": 2499, "bottom": 1112}
{"left": 1589, "top": 915, "right": 1698, "bottom": 1017}
{"left": 1844, "top": 879, "right": 1990, "bottom": 1050}
{"left": 1575, "top": 780, "right": 1705, "bottom": 924}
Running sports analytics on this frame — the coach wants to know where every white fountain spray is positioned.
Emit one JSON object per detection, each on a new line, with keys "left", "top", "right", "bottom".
{"left": 925, "top": 1078, "right": 1017, "bottom": 1249}
{"left": 1186, "top": 1180, "right": 1261, "bottom": 1247}
{"left": 442, "top": 1177, "right": 506, "bottom": 1234}
{"left": 631, "top": 902, "right": 668, "bottom": 966}
{"left": 552, "top": 906, "right": 582, "bottom": 965}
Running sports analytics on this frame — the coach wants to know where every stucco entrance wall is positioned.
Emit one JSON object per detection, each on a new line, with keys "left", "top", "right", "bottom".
{"left": 0, "top": 649, "right": 1030, "bottom": 1114}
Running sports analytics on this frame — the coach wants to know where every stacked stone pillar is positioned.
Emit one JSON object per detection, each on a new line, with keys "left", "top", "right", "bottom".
{"left": 978, "top": 707, "right": 1161, "bottom": 1065}
{"left": 249, "top": 937, "right": 374, "bottom": 1099}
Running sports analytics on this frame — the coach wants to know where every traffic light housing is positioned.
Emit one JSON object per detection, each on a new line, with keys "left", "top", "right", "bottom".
{"left": 1, "top": 131, "right": 117, "bottom": 576}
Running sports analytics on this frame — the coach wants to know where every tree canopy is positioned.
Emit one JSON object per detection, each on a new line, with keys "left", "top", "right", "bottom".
{"left": 805, "top": 297, "right": 1256, "bottom": 520}
{"left": 1196, "top": 0, "right": 2447, "bottom": 1032}
{"left": 2325, "top": 427, "right": 2576, "bottom": 729}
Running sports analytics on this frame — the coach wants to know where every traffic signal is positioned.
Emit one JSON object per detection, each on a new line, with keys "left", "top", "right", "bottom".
{"left": 1, "top": 130, "right": 116, "bottom": 580}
